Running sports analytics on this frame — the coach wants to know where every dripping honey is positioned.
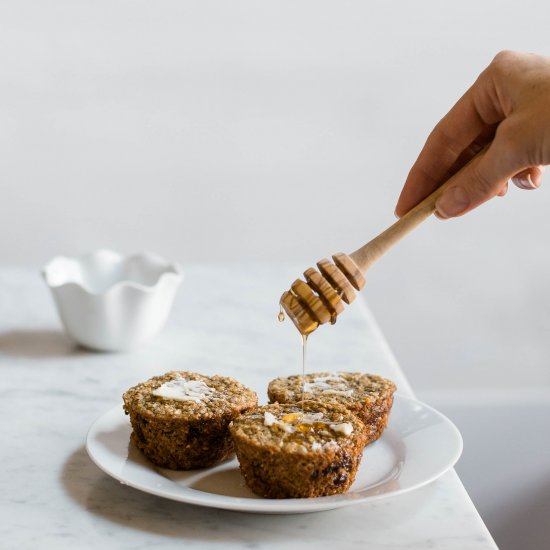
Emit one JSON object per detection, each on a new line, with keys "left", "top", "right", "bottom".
{"left": 278, "top": 301, "right": 310, "bottom": 409}
{"left": 301, "top": 334, "right": 308, "bottom": 407}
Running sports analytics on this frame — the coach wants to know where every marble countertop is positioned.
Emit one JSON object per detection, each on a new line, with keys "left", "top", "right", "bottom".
{"left": 0, "top": 265, "right": 497, "bottom": 549}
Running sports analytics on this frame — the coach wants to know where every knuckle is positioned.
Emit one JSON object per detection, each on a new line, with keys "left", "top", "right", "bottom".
{"left": 494, "top": 121, "right": 518, "bottom": 150}
{"left": 430, "top": 125, "right": 462, "bottom": 159}
{"left": 488, "top": 50, "right": 520, "bottom": 81}
{"left": 470, "top": 163, "right": 496, "bottom": 197}
{"left": 492, "top": 49, "right": 515, "bottom": 65}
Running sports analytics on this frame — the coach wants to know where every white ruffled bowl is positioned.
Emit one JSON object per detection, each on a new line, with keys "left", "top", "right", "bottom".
{"left": 42, "top": 249, "right": 183, "bottom": 351}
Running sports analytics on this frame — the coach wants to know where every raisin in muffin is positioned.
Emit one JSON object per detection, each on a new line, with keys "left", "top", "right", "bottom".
{"left": 123, "top": 371, "right": 258, "bottom": 470}
{"left": 267, "top": 372, "right": 396, "bottom": 445}
{"left": 229, "top": 401, "right": 368, "bottom": 498}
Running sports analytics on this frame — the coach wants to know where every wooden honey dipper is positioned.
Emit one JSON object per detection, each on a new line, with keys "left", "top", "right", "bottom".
{"left": 280, "top": 150, "right": 485, "bottom": 335}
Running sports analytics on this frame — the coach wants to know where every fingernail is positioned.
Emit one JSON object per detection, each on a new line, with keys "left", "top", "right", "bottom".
{"left": 435, "top": 187, "right": 470, "bottom": 218}
{"left": 511, "top": 173, "right": 538, "bottom": 190}
{"left": 394, "top": 208, "right": 400, "bottom": 219}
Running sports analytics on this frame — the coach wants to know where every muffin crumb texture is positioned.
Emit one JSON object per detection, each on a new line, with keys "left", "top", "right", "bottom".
{"left": 123, "top": 371, "right": 258, "bottom": 470}
{"left": 229, "top": 401, "right": 368, "bottom": 498}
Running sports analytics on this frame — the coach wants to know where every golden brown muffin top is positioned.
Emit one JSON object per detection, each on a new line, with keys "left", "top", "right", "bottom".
{"left": 229, "top": 401, "right": 367, "bottom": 454}
{"left": 123, "top": 371, "right": 258, "bottom": 421}
{"left": 268, "top": 371, "right": 396, "bottom": 407}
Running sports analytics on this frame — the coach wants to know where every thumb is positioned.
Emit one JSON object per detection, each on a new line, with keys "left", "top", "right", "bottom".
{"left": 434, "top": 139, "right": 520, "bottom": 219}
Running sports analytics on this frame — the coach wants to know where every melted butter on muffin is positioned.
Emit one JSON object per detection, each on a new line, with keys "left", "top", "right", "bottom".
{"left": 152, "top": 376, "right": 215, "bottom": 402}
{"left": 303, "top": 374, "right": 354, "bottom": 397}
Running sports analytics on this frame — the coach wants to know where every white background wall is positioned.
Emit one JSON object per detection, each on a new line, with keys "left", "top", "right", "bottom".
{"left": 1, "top": 1, "right": 550, "bottom": 547}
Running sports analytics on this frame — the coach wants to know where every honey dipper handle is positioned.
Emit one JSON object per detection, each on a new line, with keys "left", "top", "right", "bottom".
{"left": 349, "top": 148, "right": 485, "bottom": 274}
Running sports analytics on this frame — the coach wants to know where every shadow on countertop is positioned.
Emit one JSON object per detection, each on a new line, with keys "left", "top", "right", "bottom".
{"left": 61, "top": 446, "right": 431, "bottom": 543}
{"left": 62, "top": 446, "right": 216, "bottom": 539}
{"left": 62, "top": 446, "right": 250, "bottom": 542}
{"left": 0, "top": 328, "right": 87, "bottom": 359}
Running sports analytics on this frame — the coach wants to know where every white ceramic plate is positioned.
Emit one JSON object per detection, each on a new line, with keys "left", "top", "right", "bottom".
{"left": 86, "top": 395, "right": 462, "bottom": 514}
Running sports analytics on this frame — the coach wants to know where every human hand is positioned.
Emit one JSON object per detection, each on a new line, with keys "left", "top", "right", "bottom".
{"left": 395, "top": 50, "right": 550, "bottom": 219}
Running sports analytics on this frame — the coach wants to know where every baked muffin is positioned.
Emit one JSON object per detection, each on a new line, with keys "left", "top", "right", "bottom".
{"left": 229, "top": 401, "right": 368, "bottom": 498}
{"left": 267, "top": 372, "right": 396, "bottom": 445}
{"left": 123, "top": 371, "right": 258, "bottom": 470}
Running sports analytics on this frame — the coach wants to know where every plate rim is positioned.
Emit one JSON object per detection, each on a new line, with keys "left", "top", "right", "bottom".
{"left": 85, "top": 394, "right": 462, "bottom": 513}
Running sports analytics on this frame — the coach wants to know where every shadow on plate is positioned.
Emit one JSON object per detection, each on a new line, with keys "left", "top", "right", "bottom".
{"left": 161, "top": 463, "right": 257, "bottom": 499}
{"left": 0, "top": 328, "right": 89, "bottom": 359}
